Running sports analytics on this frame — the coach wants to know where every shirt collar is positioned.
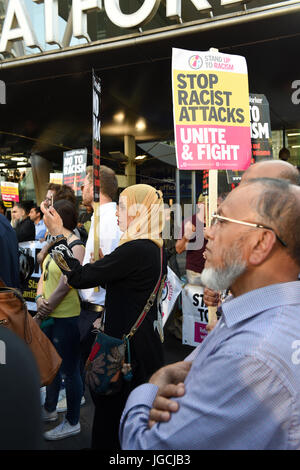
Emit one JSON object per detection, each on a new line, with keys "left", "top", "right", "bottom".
{"left": 91, "top": 202, "right": 117, "bottom": 219}
{"left": 100, "top": 202, "right": 116, "bottom": 214}
{"left": 221, "top": 281, "right": 300, "bottom": 328}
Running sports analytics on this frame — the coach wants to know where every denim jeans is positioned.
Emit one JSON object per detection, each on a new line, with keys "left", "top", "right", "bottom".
{"left": 78, "top": 307, "right": 99, "bottom": 397}
{"left": 43, "top": 317, "right": 83, "bottom": 425}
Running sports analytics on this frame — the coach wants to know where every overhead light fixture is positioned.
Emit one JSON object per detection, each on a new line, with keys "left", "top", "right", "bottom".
{"left": 288, "top": 133, "right": 300, "bottom": 137}
{"left": 10, "top": 157, "right": 27, "bottom": 161}
{"left": 0, "top": 163, "right": 5, "bottom": 167}
{"left": 135, "top": 155, "right": 146, "bottom": 160}
{"left": 292, "top": 145, "right": 300, "bottom": 148}
{"left": 136, "top": 119, "right": 146, "bottom": 131}
{"left": 114, "top": 112, "right": 125, "bottom": 123}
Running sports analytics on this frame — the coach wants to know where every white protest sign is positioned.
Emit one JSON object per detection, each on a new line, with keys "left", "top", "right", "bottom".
{"left": 182, "top": 283, "right": 209, "bottom": 347}
{"left": 154, "top": 267, "right": 183, "bottom": 343}
{"left": 19, "top": 240, "right": 46, "bottom": 312}
{"left": 49, "top": 172, "right": 63, "bottom": 185}
{"left": 160, "top": 267, "right": 183, "bottom": 327}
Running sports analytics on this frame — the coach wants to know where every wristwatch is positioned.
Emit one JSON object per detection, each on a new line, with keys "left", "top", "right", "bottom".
{"left": 47, "top": 234, "right": 66, "bottom": 247}
{"left": 49, "top": 234, "right": 65, "bottom": 243}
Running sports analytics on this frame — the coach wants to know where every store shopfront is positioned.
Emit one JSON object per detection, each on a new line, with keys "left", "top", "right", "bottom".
{"left": 0, "top": 0, "right": 300, "bottom": 204}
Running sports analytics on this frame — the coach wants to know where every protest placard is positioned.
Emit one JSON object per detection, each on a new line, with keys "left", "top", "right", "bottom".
{"left": 49, "top": 173, "right": 63, "bottom": 185}
{"left": 159, "top": 267, "right": 183, "bottom": 328}
{"left": 0, "top": 181, "right": 19, "bottom": 202}
{"left": 250, "top": 94, "right": 273, "bottom": 161}
{"left": 19, "top": 240, "right": 45, "bottom": 313}
{"left": 182, "top": 284, "right": 209, "bottom": 347}
{"left": 172, "top": 48, "right": 252, "bottom": 171}
{"left": 92, "top": 71, "right": 101, "bottom": 272}
{"left": 63, "top": 148, "right": 87, "bottom": 196}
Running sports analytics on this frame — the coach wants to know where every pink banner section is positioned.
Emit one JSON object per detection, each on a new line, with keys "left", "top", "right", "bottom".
{"left": 194, "top": 322, "right": 208, "bottom": 344}
{"left": 176, "top": 124, "right": 252, "bottom": 170}
{"left": 2, "top": 194, "right": 19, "bottom": 202}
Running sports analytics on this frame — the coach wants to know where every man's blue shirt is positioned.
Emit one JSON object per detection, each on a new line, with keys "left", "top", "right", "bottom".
{"left": 120, "top": 281, "right": 300, "bottom": 450}
{"left": 35, "top": 219, "right": 46, "bottom": 240}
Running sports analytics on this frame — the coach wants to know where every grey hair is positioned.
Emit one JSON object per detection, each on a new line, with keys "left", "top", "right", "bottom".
{"left": 277, "top": 167, "right": 300, "bottom": 185}
{"left": 244, "top": 159, "right": 300, "bottom": 185}
{"left": 246, "top": 178, "right": 300, "bottom": 264}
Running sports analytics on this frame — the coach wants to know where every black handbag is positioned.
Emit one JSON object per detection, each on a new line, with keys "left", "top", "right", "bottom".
{"left": 85, "top": 247, "right": 164, "bottom": 396}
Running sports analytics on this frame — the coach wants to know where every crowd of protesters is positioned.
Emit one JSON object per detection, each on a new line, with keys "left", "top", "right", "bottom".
{"left": 2, "top": 158, "right": 300, "bottom": 451}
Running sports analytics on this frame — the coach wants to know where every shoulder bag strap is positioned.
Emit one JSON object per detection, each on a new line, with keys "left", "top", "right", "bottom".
{"left": 125, "top": 246, "right": 164, "bottom": 340}
{"left": 68, "top": 239, "right": 85, "bottom": 249}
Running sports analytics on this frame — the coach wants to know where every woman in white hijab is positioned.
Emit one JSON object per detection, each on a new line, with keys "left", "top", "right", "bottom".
{"left": 42, "top": 184, "right": 167, "bottom": 450}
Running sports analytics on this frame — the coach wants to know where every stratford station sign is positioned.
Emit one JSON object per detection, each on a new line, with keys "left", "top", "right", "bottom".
{"left": 0, "top": 0, "right": 291, "bottom": 57}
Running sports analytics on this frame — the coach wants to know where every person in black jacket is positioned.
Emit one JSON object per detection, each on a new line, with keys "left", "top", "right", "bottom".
{"left": 41, "top": 184, "right": 167, "bottom": 450}
{"left": 0, "top": 213, "right": 20, "bottom": 288}
{"left": 0, "top": 327, "right": 43, "bottom": 449}
{"left": 11, "top": 202, "right": 35, "bottom": 242}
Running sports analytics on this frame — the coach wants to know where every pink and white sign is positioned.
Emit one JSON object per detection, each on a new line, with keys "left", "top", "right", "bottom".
{"left": 0, "top": 181, "right": 19, "bottom": 202}
{"left": 172, "top": 48, "right": 252, "bottom": 171}
{"left": 182, "top": 284, "right": 209, "bottom": 347}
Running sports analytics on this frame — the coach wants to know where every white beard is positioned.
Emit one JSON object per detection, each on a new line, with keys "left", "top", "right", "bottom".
{"left": 200, "top": 262, "right": 246, "bottom": 292}
{"left": 200, "top": 242, "right": 247, "bottom": 292}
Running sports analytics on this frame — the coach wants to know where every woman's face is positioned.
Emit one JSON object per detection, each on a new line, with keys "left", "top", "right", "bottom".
{"left": 116, "top": 195, "right": 134, "bottom": 232}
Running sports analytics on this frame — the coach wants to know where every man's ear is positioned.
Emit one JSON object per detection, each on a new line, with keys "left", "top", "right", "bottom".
{"left": 248, "top": 230, "right": 277, "bottom": 265}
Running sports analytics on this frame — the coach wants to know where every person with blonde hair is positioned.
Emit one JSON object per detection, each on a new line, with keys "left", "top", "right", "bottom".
{"left": 41, "top": 183, "right": 167, "bottom": 450}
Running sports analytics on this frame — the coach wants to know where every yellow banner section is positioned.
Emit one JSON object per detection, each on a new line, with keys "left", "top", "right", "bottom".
{"left": 1, "top": 186, "right": 18, "bottom": 194}
{"left": 173, "top": 69, "right": 250, "bottom": 127}
{"left": 49, "top": 173, "right": 63, "bottom": 185}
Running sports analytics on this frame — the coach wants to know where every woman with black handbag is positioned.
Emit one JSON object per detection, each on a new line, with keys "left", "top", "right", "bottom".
{"left": 41, "top": 184, "right": 167, "bottom": 450}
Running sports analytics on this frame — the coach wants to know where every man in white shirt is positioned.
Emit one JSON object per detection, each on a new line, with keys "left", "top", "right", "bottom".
{"left": 78, "top": 165, "right": 121, "bottom": 397}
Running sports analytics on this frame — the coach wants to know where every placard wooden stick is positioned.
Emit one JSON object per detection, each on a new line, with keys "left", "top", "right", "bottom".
{"left": 207, "top": 169, "right": 218, "bottom": 329}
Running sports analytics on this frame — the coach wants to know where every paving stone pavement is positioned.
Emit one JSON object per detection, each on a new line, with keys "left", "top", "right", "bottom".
{"left": 42, "top": 329, "right": 194, "bottom": 451}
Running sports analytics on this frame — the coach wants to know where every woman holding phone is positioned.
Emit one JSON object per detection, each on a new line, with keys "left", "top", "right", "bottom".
{"left": 41, "top": 184, "right": 167, "bottom": 450}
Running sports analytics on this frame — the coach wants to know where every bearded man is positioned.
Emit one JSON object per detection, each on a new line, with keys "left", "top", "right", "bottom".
{"left": 119, "top": 178, "right": 300, "bottom": 450}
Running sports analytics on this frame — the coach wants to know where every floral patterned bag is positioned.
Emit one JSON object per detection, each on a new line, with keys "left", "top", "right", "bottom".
{"left": 85, "top": 248, "right": 164, "bottom": 396}
{"left": 85, "top": 331, "right": 127, "bottom": 395}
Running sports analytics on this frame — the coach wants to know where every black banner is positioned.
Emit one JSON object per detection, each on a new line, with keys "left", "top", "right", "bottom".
{"left": 92, "top": 70, "right": 101, "bottom": 202}
{"left": 202, "top": 170, "right": 209, "bottom": 196}
{"left": 63, "top": 148, "right": 87, "bottom": 196}
{"left": 250, "top": 93, "right": 273, "bottom": 162}
{"left": 227, "top": 93, "right": 273, "bottom": 187}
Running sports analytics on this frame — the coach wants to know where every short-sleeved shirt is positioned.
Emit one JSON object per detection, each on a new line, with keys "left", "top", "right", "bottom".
{"left": 42, "top": 254, "right": 80, "bottom": 318}
{"left": 79, "top": 202, "right": 121, "bottom": 305}
{"left": 182, "top": 213, "right": 207, "bottom": 274}
{"left": 35, "top": 219, "right": 47, "bottom": 240}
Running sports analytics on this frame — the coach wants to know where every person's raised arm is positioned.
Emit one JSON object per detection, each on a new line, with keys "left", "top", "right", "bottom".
{"left": 175, "top": 221, "right": 196, "bottom": 254}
